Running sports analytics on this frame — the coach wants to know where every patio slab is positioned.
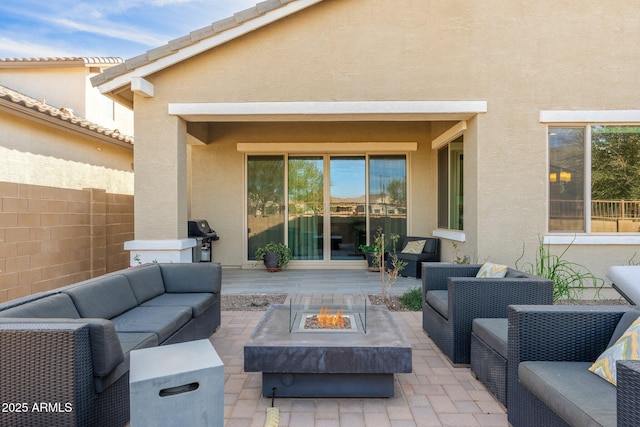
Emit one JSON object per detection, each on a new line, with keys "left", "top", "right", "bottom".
{"left": 212, "top": 309, "right": 508, "bottom": 426}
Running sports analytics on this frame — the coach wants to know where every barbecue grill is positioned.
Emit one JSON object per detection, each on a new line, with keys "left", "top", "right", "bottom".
{"left": 188, "top": 219, "right": 219, "bottom": 262}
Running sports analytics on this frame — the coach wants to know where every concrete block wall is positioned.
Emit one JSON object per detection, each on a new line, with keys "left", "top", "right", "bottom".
{"left": 0, "top": 182, "right": 133, "bottom": 303}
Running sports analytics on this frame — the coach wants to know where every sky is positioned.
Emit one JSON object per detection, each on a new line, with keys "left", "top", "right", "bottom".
{"left": 0, "top": 0, "right": 258, "bottom": 60}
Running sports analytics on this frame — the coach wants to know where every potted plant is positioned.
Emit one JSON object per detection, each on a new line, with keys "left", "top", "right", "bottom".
{"left": 254, "top": 242, "right": 293, "bottom": 272}
{"left": 359, "top": 244, "right": 380, "bottom": 271}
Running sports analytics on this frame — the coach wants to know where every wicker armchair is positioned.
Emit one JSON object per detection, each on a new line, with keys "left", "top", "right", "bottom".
{"left": 389, "top": 237, "right": 440, "bottom": 278}
{"left": 508, "top": 305, "right": 640, "bottom": 427}
{"left": 422, "top": 263, "right": 553, "bottom": 365}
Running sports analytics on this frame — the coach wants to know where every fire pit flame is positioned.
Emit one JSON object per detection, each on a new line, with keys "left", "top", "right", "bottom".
{"left": 317, "top": 307, "right": 345, "bottom": 329}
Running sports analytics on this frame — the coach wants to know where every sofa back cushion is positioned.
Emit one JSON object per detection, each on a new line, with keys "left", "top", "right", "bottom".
{"left": 607, "top": 310, "right": 640, "bottom": 347}
{"left": 123, "top": 264, "right": 166, "bottom": 304}
{"left": 423, "top": 238, "right": 439, "bottom": 254}
{"left": 0, "top": 293, "right": 81, "bottom": 319}
{"left": 159, "top": 263, "right": 222, "bottom": 293}
{"left": 64, "top": 275, "right": 138, "bottom": 319}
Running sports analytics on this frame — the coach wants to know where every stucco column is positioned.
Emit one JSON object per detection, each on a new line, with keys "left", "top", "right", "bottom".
{"left": 125, "top": 104, "right": 195, "bottom": 264}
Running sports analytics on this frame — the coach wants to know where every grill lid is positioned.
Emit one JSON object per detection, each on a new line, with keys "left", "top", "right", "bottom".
{"left": 188, "top": 220, "right": 219, "bottom": 240}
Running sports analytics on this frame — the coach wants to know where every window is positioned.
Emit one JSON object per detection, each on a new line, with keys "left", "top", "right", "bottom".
{"left": 549, "top": 126, "right": 640, "bottom": 233}
{"left": 437, "top": 137, "right": 464, "bottom": 231}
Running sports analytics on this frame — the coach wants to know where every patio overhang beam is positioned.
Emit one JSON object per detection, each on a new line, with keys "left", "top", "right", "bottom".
{"left": 168, "top": 101, "right": 487, "bottom": 123}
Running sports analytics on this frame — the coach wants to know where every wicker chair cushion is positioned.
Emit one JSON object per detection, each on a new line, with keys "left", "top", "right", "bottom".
{"left": 520, "top": 361, "right": 617, "bottom": 427}
{"left": 0, "top": 293, "right": 80, "bottom": 319}
{"left": 472, "top": 318, "right": 508, "bottom": 358}
{"left": 110, "top": 306, "right": 192, "bottom": 343}
{"left": 607, "top": 310, "right": 640, "bottom": 347}
{"left": 590, "top": 316, "right": 640, "bottom": 385}
{"left": 425, "top": 290, "right": 448, "bottom": 319}
{"left": 123, "top": 264, "right": 166, "bottom": 304}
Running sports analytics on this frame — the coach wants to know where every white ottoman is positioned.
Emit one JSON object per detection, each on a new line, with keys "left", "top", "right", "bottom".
{"left": 130, "top": 339, "right": 224, "bottom": 427}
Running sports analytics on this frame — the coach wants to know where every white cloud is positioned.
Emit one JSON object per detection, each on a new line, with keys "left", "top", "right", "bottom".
{"left": 0, "top": 37, "right": 76, "bottom": 58}
{"left": 52, "top": 18, "right": 167, "bottom": 47}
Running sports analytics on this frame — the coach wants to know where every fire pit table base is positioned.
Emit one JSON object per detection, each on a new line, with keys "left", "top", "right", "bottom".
{"left": 262, "top": 373, "right": 394, "bottom": 398}
{"left": 244, "top": 304, "right": 412, "bottom": 398}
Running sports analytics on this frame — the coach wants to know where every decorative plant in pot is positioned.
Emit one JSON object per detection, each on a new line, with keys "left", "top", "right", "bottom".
{"left": 254, "top": 242, "right": 293, "bottom": 272}
{"left": 359, "top": 244, "right": 381, "bottom": 271}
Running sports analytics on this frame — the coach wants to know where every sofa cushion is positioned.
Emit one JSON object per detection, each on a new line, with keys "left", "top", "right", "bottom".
{"left": 423, "top": 238, "right": 438, "bottom": 254}
{"left": 159, "top": 263, "right": 221, "bottom": 293}
{"left": 0, "top": 293, "right": 80, "bottom": 319}
{"left": 64, "top": 275, "right": 138, "bottom": 319}
{"left": 94, "top": 332, "right": 159, "bottom": 393}
{"left": 589, "top": 316, "right": 640, "bottom": 385}
{"left": 110, "top": 306, "right": 192, "bottom": 343}
{"left": 141, "top": 293, "right": 215, "bottom": 317}
{"left": 123, "top": 264, "right": 166, "bottom": 304}
{"left": 520, "top": 361, "right": 617, "bottom": 427}
{"left": 476, "top": 262, "right": 508, "bottom": 278}
{"left": 607, "top": 310, "right": 640, "bottom": 347}
{"left": 472, "top": 318, "right": 508, "bottom": 358}
{"left": 426, "top": 290, "right": 448, "bottom": 319}
{"left": 402, "top": 240, "right": 426, "bottom": 254}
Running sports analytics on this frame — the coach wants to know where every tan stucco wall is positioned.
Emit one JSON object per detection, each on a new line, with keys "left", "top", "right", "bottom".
{"left": 130, "top": 0, "right": 640, "bottom": 277}
{"left": 0, "top": 66, "right": 133, "bottom": 135}
{"left": 0, "top": 112, "right": 133, "bottom": 195}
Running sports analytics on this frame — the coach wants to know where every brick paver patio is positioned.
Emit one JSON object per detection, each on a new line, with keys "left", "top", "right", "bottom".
{"left": 211, "top": 309, "right": 508, "bottom": 427}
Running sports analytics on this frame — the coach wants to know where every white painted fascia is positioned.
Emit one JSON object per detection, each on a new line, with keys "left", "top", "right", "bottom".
{"left": 96, "top": 0, "right": 324, "bottom": 95}
{"left": 540, "top": 110, "right": 640, "bottom": 123}
{"left": 168, "top": 101, "right": 487, "bottom": 122}
{"left": 131, "top": 77, "right": 154, "bottom": 98}
{"left": 433, "top": 229, "right": 466, "bottom": 242}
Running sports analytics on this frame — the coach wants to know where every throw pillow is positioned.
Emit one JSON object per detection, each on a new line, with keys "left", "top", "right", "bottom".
{"left": 589, "top": 316, "right": 640, "bottom": 385}
{"left": 476, "top": 262, "right": 508, "bottom": 278}
{"left": 401, "top": 240, "right": 426, "bottom": 254}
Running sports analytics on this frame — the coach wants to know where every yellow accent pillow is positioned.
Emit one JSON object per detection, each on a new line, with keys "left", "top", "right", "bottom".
{"left": 476, "top": 262, "right": 508, "bottom": 278}
{"left": 589, "top": 317, "right": 640, "bottom": 385}
{"left": 401, "top": 240, "right": 426, "bottom": 254}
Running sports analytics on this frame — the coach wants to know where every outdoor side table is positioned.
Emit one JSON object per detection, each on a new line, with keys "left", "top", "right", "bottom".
{"left": 130, "top": 339, "right": 224, "bottom": 427}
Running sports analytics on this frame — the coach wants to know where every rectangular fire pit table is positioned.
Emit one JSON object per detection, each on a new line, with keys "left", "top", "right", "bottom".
{"left": 244, "top": 304, "right": 412, "bottom": 398}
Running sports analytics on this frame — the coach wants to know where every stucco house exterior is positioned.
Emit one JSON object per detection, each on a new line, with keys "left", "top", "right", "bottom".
{"left": 92, "top": 0, "right": 640, "bottom": 297}
{"left": 0, "top": 57, "right": 134, "bottom": 302}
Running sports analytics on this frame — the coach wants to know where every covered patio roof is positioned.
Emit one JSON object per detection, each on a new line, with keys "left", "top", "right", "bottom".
{"left": 169, "top": 100, "right": 488, "bottom": 122}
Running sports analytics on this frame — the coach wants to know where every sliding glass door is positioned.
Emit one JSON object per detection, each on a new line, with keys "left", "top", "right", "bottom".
{"left": 247, "top": 154, "right": 407, "bottom": 263}
{"left": 368, "top": 155, "right": 407, "bottom": 248}
{"left": 288, "top": 157, "right": 324, "bottom": 260}
{"left": 330, "top": 157, "right": 366, "bottom": 260}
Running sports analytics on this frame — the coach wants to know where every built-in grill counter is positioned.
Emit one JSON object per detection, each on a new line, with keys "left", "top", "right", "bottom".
{"left": 188, "top": 219, "right": 219, "bottom": 262}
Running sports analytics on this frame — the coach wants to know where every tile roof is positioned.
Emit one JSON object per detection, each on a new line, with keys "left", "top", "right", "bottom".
{"left": 91, "top": 0, "right": 312, "bottom": 88}
{"left": 0, "top": 84, "right": 134, "bottom": 146}
{"left": 0, "top": 57, "right": 124, "bottom": 68}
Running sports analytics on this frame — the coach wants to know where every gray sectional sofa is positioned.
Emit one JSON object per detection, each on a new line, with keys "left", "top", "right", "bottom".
{"left": 0, "top": 262, "right": 221, "bottom": 427}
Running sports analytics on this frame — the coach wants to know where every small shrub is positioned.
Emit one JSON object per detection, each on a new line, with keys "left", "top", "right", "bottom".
{"left": 399, "top": 286, "right": 422, "bottom": 311}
